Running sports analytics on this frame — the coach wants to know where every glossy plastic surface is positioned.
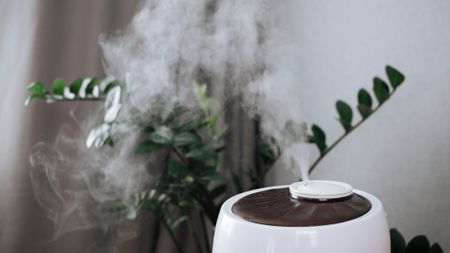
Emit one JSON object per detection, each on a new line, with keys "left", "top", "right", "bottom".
{"left": 212, "top": 185, "right": 390, "bottom": 253}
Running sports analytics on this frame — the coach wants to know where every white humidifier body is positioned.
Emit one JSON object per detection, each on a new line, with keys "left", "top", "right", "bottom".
{"left": 212, "top": 181, "right": 390, "bottom": 253}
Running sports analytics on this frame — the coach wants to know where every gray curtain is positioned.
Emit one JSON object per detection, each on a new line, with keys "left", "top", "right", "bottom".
{"left": 0, "top": 1, "right": 256, "bottom": 252}
{"left": 1, "top": 1, "right": 146, "bottom": 252}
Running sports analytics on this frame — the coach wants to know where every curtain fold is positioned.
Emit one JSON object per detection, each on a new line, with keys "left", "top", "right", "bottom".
{"left": 0, "top": 1, "right": 38, "bottom": 252}
{"left": 1, "top": 1, "right": 144, "bottom": 252}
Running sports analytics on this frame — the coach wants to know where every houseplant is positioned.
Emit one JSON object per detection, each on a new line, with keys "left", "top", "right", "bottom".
{"left": 26, "top": 66, "right": 443, "bottom": 253}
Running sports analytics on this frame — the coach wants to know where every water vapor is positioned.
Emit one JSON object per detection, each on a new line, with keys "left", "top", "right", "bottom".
{"left": 30, "top": 0, "right": 309, "bottom": 249}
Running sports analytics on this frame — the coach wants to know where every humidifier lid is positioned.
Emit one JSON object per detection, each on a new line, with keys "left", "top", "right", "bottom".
{"left": 289, "top": 180, "right": 353, "bottom": 200}
{"left": 232, "top": 181, "right": 371, "bottom": 227}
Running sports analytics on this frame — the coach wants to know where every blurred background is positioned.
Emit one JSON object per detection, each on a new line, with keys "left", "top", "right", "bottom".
{"left": 1, "top": 0, "right": 449, "bottom": 252}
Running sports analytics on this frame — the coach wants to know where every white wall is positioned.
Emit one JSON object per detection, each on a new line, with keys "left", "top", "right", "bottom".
{"left": 0, "top": 1, "right": 37, "bottom": 175}
{"left": 275, "top": 0, "right": 450, "bottom": 250}
{"left": 0, "top": 1, "right": 37, "bottom": 251}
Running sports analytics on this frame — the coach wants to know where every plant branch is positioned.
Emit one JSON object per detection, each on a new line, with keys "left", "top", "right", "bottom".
{"left": 199, "top": 211, "right": 211, "bottom": 253}
{"left": 170, "top": 145, "right": 188, "bottom": 165}
{"left": 187, "top": 217, "right": 206, "bottom": 253}
{"left": 161, "top": 220, "right": 185, "bottom": 253}
{"left": 149, "top": 221, "right": 160, "bottom": 253}
{"left": 308, "top": 88, "right": 399, "bottom": 175}
{"left": 47, "top": 97, "right": 105, "bottom": 102}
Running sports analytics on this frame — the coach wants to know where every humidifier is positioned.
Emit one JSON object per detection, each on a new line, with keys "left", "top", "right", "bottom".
{"left": 212, "top": 180, "right": 390, "bottom": 253}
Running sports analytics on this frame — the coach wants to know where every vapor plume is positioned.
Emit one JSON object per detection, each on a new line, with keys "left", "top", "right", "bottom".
{"left": 30, "top": 0, "right": 310, "bottom": 249}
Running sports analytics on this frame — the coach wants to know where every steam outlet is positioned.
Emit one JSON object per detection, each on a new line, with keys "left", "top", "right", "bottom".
{"left": 289, "top": 180, "right": 354, "bottom": 201}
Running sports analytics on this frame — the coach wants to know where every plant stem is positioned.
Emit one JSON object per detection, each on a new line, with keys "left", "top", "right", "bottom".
{"left": 199, "top": 211, "right": 212, "bottom": 253}
{"left": 149, "top": 221, "right": 160, "bottom": 253}
{"left": 161, "top": 221, "right": 185, "bottom": 253}
{"left": 308, "top": 88, "right": 399, "bottom": 175}
{"left": 187, "top": 218, "right": 205, "bottom": 253}
{"left": 170, "top": 145, "right": 188, "bottom": 165}
{"left": 44, "top": 96, "right": 105, "bottom": 102}
{"left": 194, "top": 183, "right": 219, "bottom": 224}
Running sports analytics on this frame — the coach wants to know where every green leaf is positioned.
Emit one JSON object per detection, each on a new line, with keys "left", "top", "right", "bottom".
{"left": 210, "top": 184, "right": 227, "bottom": 199}
{"left": 193, "top": 82, "right": 207, "bottom": 98}
{"left": 85, "top": 77, "right": 98, "bottom": 95}
{"left": 167, "top": 109, "right": 190, "bottom": 128}
{"left": 70, "top": 78, "right": 83, "bottom": 95}
{"left": 25, "top": 94, "right": 43, "bottom": 106}
{"left": 193, "top": 82, "right": 212, "bottom": 112}
{"left": 105, "top": 201, "right": 127, "bottom": 215}
{"left": 357, "top": 104, "right": 372, "bottom": 119}
{"left": 246, "top": 167, "right": 258, "bottom": 182}
{"left": 173, "top": 132, "right": 199, "bottom": 146}
{"left": 169, "top": 216, "right": 188, "bottom": 229}
{"left": 53, "top": 79, "right": 65, "bottom": 96}
{"left": 390, "top": 229, "right": 406, "bottom": 253}
{"left": 126, "top": 209, "right": 138, "bottom": 220}
{"left": 27, "top": 82, "right": 46, "bottom": 96}
{"left": 150, "top": 126, "right": 174, "bottom": 144}
{"left": 178, "top": 200, "right": 196, "bottom": 208}
{"left": 206, "top": 111, "right": 220, "bottom": 126}
{"left": 180, "top": 116, "right": 206, "bottom": 132}
{"left": 259, "top": 141, "right": 277, "bottom": 165}
{"left": 336, "top": 100, "right": 353, "bottom": 132}
{"left": 103, "top": 80, "right": 119, "bottom": 94}
{"left": 144, "top": 125, "right": 155, "bottom": 133}
{"left": 200, "top": 170, "right": 223, "bottom": 180}
{"left": 135, "top": 140, "right": 164, "bottom": 154}
{"left": 168, "top": 160, "right": 187, "bottom": 177}
{"left": 406, "top": 235, "right": 430, "bottom": 253}
{"left": 159, "top": 104, "right": 173, "bottom": 123}
{"left": 386, "top": 65, "right": 405, "bottom": 90}
{"left": 428, "top": 244, "right": 443, "bottom": 253}
{"left": 358, "top": 89, "right": 373, "bottom": 108}
{"left": 311, "top": 124, "right": 327, "bottom": 154}
{"left": 232, "top": 172, "right": 244, "bottom": 193}
{"left": 357, "top": 89, "right": 373, "bottom": 119}
{"left": 185, "top": 145, "right": 217, "bottom": 160}
{"left": 373, "top": 77, "right": 390, "bottom": 104}
{"left": 283, "top": 120, "right": 306, "bottom": 142}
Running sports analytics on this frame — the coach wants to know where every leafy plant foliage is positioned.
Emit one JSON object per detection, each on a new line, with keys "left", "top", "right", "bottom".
{"left": 308, "top": 65, "right": 406, "bottom": 174}
{"left": 26, "top": 67, "right": 444, "bottom": 253}
{"left": 27, "top": 81, "right": 276, "bottom": 253}
{"left": 25, "top": 77, "right": 118, "bottom": 105}
{"left": 391, "top": 229, "right": 443, "bottom": 253}
{"left": 126, "top": 84, "right": 277, "bottom": 253}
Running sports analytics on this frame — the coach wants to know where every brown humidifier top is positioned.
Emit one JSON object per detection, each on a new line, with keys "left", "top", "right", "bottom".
{"left": 232, "top": 181, "right": 371, "bottom": 227}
